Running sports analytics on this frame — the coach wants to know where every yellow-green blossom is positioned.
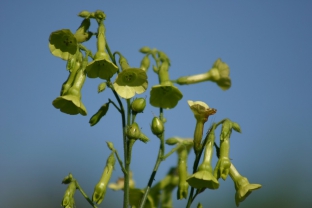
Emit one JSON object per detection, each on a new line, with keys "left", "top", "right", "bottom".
{"left": 86, "top": 21, "right": 118, "bottom": 80}
{"left": 229, "top": 164, "right": 262, "bottom": 207}
{"left": 175, "top": 58, "right": 231, "bottom": 90}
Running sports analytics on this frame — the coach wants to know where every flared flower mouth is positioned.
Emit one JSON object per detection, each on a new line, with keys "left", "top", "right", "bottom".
{"left": 113, "top": 68, "right": 148, "bottom": 99}
{"left": 186, "top": 170, "right": 219, "bottom": 190}
{"left": 234, "top": 177, "right": 262, "bottom": 206}
{"left": 86, "top": 56, "right": 118, "bottom": 80}
{"left": 49, "top": 29, "right": 78, "bottom": 60}
{"left": 210, "top": 59, "right": 231, "bottom": 90}
{"left": 52, "top": 95, "right": 87, "bottom": 116}
{"left": 150, "top": 82, "right": 183, "bottom": 109}
{"left": 187, "top": 100, "right": 216, "bottom": 122}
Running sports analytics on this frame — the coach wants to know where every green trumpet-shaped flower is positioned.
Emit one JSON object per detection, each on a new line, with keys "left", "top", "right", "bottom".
{"left": 176, "top": 139, "right": 192, "bottom": 199}
{"left": 150, "top": 61, "right": 183, "bottom": 109}
{"left": 187, "top": 126, "right": 219, "bottom": 189}
{"left": 61, "top": 51, "right": 82, "bottom": 95}
{"left": 229, "top": 164, "right": 262, "bottom": 207}
{"left": 188, "top": 100, "right": 216, "bottom": 154}
{"left": 62, "top": 181, "right": 76, "bottom": 208}
{"left": 92, "top": 152, "right": 115, "bottom": 205}
{"left": 49, "top": 19, "right": 92, "bottom": 60}
{"left": 86, "top": 21, "right": 118, "bottom": 80}
{"left": 174, "top": 58, "right": 231, "bottom": 90}
{"left": 53, "top": 53, "right": 88, "bottom": 116}
{"left": 49, "top": 29, "right": 78, "bottom": 60}
{"left": 113, "top": 68, "right": 148, "bottom": 99}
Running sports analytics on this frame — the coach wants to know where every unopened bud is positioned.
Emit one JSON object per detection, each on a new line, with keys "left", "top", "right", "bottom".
{"left": 151, "top": 117, "right": 164, "bottom": 136}
{"left": 131, "top": 98, "right": 146, "bottom": 113}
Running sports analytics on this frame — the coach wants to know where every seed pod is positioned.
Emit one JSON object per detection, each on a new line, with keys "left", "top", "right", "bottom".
{"left": 151, "top": 117, "right": 164, "bottom": 136}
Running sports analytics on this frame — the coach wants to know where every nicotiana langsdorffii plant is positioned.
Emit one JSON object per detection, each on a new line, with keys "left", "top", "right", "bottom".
{"left": 49, "top": 10, "right": 261, "bottom": 208}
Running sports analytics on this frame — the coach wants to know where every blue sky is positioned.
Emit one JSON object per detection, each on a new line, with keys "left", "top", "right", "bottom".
{"left": 1, "top": 1, "right": 312, "bottom": 208}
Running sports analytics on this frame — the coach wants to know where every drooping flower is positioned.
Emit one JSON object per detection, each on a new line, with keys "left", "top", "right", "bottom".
{"left": 86, "top": 21, "right": 118, "bottom": 80}
{"left": 53, "top": 52, "right": 88, "bottom": 116}
{"left": 49, "top": 29, "right": 78, "bottom": 60}
{"left": 187, "top": 127, "right": 219, "bottom": 189}
{"left": 113, "top": 68, "right": 148, "bottom": 99}
{"left": 49, "top": 19, "right": 92, "bottom": 60}
{"left": 150, "top": 61, "right": 183, "bottom": 109}
{"left": 229, "top": 164, "right": 262, "bottom": 207}
{"left": 62, "top": 181, "right": 76, "bottom": 208}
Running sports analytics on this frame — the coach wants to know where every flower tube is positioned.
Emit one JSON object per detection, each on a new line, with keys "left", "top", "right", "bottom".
{"left": 186, "top": 126, "right": 219, "bottom": 189}
{"left": 175, "top": 58, "right": 231, "bottom": 90}
{"left": 229, "top": 164, "right": 261, "bottom": 207}
{"left": 86, "top": 21, "right": 118, "bottom": 80}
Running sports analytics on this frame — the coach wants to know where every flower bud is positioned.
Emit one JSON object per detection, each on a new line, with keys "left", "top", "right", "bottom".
{"left": 62, "top": 173, "right": 73, "bottom": 184}
{"left": 98, "top": 82, "right": 107, "bottom": 93}
{"left": 127, "top": 122, "right": 150, "bottom": 143}
{"left": 139, "top": 46, "right": 151, "bottom": 54}
{"left": 106, "top": 142, "right": 114, "bottom": 151}
{"left": 89, "top": 103, "right": 109, "bottom": 126}
{"left": 165, "top": 137, "right": 180, "bottom": 145}
{"left": 131, "top": 98, "right": 146, "bottom": 113}
{"left": 151, "top": 117, "right": 164, "bottom": 136}
{"left": 232, "top": 122, "right": 241, "bottom": 133}
{"left": 140, "top": 55, "right": 150, "bottom": 72}
{"left": 78, "top": 10, "right": 91, "bottom": 18}
{"left": 92, "top": 152, "right": 115, "bottom": 204}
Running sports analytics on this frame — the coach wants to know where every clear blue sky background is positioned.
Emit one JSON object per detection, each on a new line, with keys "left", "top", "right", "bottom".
{"left": 1, "top": 1, "right": 312, "bottom": 208}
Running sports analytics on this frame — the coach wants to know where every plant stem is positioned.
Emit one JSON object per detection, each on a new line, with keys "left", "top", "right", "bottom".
{"left": 139, "top": 108, "right": 165, "bottom": 208}
{"left": 75, "top": 180, "right": 98, "bottom": 208}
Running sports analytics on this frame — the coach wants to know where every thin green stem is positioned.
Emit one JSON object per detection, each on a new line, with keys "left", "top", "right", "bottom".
{"left": 108, "top": 99, "right": 121, "bottom": 113}
{"left": 75, "top": 180, "right": 98, "bottom": 208}
{"left": 162, "top": 143, "right": 184, "bottom": 161}
{"left": 113, "top": 149, "right": 127, "bottom": 174}
{"left": 139, "top": 108, "right": 165, "bottom": 208}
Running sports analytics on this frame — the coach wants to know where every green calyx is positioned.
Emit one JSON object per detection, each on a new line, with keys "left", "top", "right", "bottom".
{"left": 92, "top": 152, "right": 115, "bottom": 205}
{"left": 127, "top": 122, "right": 149, "bottom": 143}
{"left": 86, "top": 21, "right": 118, "bottom": 80}
{"left": 131, "top": 98, "right": 146, "bottom": 113}
{"left": 89, "top": 103, "right": 110, "bottom": 126}
{"left": 151, "top": 117, "right": 164, "bottom": 136}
